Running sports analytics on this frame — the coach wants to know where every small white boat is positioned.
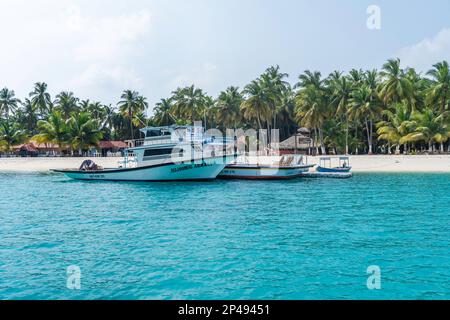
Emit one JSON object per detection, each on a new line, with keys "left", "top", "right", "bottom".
{"left": 54, "top": 125, "right": 236, "bottom": 181}
{"left": 219, "top": 155, "right": 314, "bottom": 180}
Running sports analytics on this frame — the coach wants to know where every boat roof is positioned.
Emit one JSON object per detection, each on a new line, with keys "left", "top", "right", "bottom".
{"left": 320, "top": 156, "right": 350, "bottom": 160}
{"left": 139, "top": 125, "right": 196, "bottom": 133}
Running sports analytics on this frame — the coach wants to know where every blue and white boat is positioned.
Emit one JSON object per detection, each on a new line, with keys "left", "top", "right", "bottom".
{"left": 53, "top": 125, "right": 236, "bottom": 181}
{"left": 316, "top": 156, "right": 352, "bottom": 173}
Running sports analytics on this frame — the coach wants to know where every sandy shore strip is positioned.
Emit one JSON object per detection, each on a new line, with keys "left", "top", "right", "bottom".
{"left": 1, "top": 155, "right": 450, "bottom": 173}
{"left": 0, "top": 157, "right": 121, "bottom": 173}
{"left": 309, "top": 155, "right": 450, "bottom": 173}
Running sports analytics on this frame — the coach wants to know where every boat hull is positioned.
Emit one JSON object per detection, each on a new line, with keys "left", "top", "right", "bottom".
{"left": 219, "top": 164, "right": 314, "bottom": 180}
{"left": 53, "top": 156, "right": 234, "bottom": 181}
{"left": 316, "top": 166, "right": 352, "bottom": 173}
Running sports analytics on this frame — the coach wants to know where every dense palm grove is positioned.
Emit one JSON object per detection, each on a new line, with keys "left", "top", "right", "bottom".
{"left": 1, "top": 58, "right": 450, "bottom": 155}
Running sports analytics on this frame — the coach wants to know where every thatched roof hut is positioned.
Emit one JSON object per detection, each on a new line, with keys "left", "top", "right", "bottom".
{"left": 270, "top": 133, "right": 313, "bottom": 155}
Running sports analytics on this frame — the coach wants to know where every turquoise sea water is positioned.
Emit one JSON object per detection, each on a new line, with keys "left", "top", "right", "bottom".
{"left": 0, "top": 172, "right": 449, "bottom": 300}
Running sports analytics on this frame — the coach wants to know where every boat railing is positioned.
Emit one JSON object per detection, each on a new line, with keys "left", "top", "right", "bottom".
{"left": 125, "top": 137, "right": 237, "bottom": 149}
{"left": 125, "top": 138, "right": 173, "bottom": 148}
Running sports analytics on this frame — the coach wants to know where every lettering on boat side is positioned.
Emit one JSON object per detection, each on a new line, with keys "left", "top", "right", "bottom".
{"left": 66, "top": 265, "right": 81, "bottom": 290}
{"left": 88, "top": 174, "right": 105, "bottom": 179}
{"left": 170, "top": 162, "right": 212, "bottom": 173}
{"left": 367, "top": 265, "right": 381, "bottom": 290}
{"left": 178, "top": 304, "right": 270, "bottom": 317}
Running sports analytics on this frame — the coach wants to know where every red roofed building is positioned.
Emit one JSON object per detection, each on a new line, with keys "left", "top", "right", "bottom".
{"left": 11, "top": 140, "right": 127, "bottom": 157}
{"left": 98, "top": 141, "right": 127, "bottom": 156}
{"left": 13, "top": 142, "right": 67, "bottom": 156}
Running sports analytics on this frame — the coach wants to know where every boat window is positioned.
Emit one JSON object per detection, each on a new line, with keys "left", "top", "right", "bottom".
{"left": 145, "top": 130, "right": 171, "bottom": 138}
{"left": 146, "top": 130, "right": 161, "bottom": 137}
{"left": 143, "top": 148, "right": 174, "bottom": 156}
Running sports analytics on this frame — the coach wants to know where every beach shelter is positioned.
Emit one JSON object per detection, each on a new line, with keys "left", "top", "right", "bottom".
{"left": 18, "top": 143, "right": 39, "bottom": 157}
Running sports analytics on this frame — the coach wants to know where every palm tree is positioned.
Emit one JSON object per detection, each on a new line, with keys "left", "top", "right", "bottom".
{"left": 111, "top": 112, "right": 129, "bottom": 141}
{"left": 171, "top": 85, "right": 206, "bottom": 125}
{"left": 55, "top": 91, "right": 79, "bottom": 119}
{"left": 323, "top": 118, "right": 346, "bottom": 154}
{"left": 153, "top": 99, "right": 174, "bottom": 126}
{"left": 379, "top": 58, "right": 413, "bottom": 107}
{"left": 153, "top": 99, "right": 175, "bottom": 126}
{"left": 19, "top": 98, "right": 39, "bottom": 133}
{"left": 216, "top": 86, "right": 243, "bottom": 129}
{"left": 426, "top": 61, "right": 450, "bottom": 113}
{"left": 295, "top": 85, "right": 328, "bottom": 154}
{"left": 376, "top": 103, "right": 413, "bottom": 154}
{"left": 79, "top": 99, "right": 91, "bottom": 112}
{"left": 117, "top": 90, "right": 142, "bottom": 140}
{"left": 0, "top": 119, "right": 26, "bottom": 152}
{"left": 348, "top": 85, "right": 382, "bottom": 154}
{"left": 241, "top": 80, "right": 271, "bottom": 130}
{"left": 33, "top": 111, "right": 68, "bottom": 154}
{"left": 262, "top": 65, "right": 289, "bottom": 130}
{"left": 349, "top": 69, "right": 365, "bottom": 86}
{"left": 200, "top": 95, "right": 216, "bottom": 129}
{"left": 67, "top": 112, "right": 103, "bottom": 155}
{"left": 328, "top": 73, "right": 352, "bottom": 154}
{"left": 364, "top": 69, "right": 380, "bottom": 92}
{"left": 401, "top": 108, "right": 450, "bottom": 153}
{"left": 85, "top": 101, "right": 106, "bottom": 121}
{"left": 295, "top": 71, "right": 328, "bottom": 154}
{"left": 29, "top": 82, "right": 52, "bottom": 115}
{"left": 406, "top": 68, "right": 428, "bottom": 112}
{"left": 276, "top": 87, "right": 296, "bottom": 139}
{"left": 0, "top": 88, "right": 21, "bottom": 118}
{"left": 295, "top": 70, "right": 323, "bottom": 89}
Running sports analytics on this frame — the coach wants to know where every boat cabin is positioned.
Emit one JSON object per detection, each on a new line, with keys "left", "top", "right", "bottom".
{"left": 123, "top": 125, "right": 230, "bottom": 168}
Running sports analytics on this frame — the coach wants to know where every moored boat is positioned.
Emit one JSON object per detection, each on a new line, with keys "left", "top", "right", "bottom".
{"left": 219, "top": 155, "right": 314, "bottom": 180}
{"left": 316, "top": 156, "right": 352, "bottom": 173}
{"left": 53, "top": 125, "right": 236, "bottom": 181}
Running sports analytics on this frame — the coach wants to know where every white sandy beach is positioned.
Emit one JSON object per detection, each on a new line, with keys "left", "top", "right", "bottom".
{"left": 1, "top": 155, "right": 450, "bottom": 173}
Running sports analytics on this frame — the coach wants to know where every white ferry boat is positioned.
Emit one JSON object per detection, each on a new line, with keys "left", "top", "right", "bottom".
{"left": 53, "top": 125, "right": 237, "bottom": 181}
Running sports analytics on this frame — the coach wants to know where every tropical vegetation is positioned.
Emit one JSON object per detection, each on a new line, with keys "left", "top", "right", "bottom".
{"left": 1, "top": 58, "right": 450, "bottom": 155}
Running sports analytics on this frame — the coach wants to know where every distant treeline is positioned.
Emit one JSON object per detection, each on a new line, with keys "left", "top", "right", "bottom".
{"left": 1, "top": 58, "right": 450, "bottom": 155}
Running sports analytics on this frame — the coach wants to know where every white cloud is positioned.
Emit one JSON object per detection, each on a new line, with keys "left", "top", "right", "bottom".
{"left": 169, "top": 62, "right": 219, "bottom": 92}
{"left": 66, "top": 6, "right": 151, "bottom": 62}
{"left": 71, "top": 65, "right": 143, "bottom": 91}
{"left": 64, "top": 6, "right": 151, "bottom": 97}
{"left": 0, "top": 1, "right": 152, "bottom": 103}
{"left": 397, "top": 28, "right": 450, "bottom": 72}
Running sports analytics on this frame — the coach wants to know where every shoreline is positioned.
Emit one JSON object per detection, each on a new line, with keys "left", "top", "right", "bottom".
{"left": 1, "top": 155, "right": 450, "bottom": 173}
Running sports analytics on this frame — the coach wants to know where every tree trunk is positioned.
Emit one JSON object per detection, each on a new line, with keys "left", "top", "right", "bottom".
{"left": 365, "top": 119, "right": 373, "bottom": 155}
{"left": 257, "top": 114, "right": 262, "bottom": 131}
{"left": 395, "top": 145, "right": 400, "bottom": 155}
{"left": 318, "top": 127, "right": 326, "bottom": 155}
{"left": 428, "top": 141, "right": 433, "bottom": 153}
{"left": 345, "top": 117, "right": 349, "bottom": 155}
{"left": 314, "top": 127, "right": 319, "bottom": 155}
{"left": 130, "top": 105, "right": 134, "bottom": 140}
{"left": 440, "top": 142, "right": 444, "bottom": 153}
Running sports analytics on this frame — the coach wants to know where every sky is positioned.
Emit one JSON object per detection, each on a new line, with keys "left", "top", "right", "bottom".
{"left": 1, "top": 0, "right": 450, "bottom": 114}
